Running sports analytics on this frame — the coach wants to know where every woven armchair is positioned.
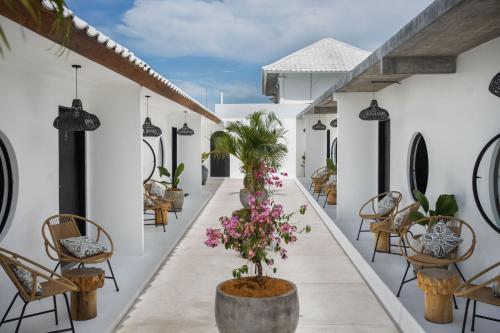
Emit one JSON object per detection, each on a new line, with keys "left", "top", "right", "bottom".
{"left": 313, "top": 171, "right": 333, "bottom": 197}
{"left": 42, "top": 214, "right": 119, "bottom": 291}
{"left": 144, "top": 180, "right": 178, "bottom": 219}
{"left": 370, "top": 202, "right": 420, "bottom": 262}
{"left": 396, "top": 216, "right": 476, "bottom": 298}
{"left": 144, "top": 183, "right": 174, "bottom": 232}
{"left": 455, "top": 261, "right": 500, "bottom": 333}
{"left": 309, "top": 167, "right": 328, "bottom": 192}
{"left": 322, "top": 182, "right": 337, "bottom": 207}
{"left": 357, "top": 191, "right": 402, "bottom": 240}
{"left": 0, "top": 247, "right": 78, "bottom": 333}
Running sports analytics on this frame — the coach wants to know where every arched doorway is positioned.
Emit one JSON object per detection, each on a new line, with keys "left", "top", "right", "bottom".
{"left": 210, "top": 131, "right": 230, "bottom": 177}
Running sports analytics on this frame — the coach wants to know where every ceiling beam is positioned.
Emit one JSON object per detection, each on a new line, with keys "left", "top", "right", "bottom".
{"left": 381, "top": 56, "right": 456, "bottom": 75}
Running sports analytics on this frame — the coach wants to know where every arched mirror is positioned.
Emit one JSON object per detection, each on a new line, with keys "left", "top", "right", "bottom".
{"left": 472, "top": 133, "right": 500, "bottom": 233}
{"left": 409, "top": 133, "right": 429, "bottom": 200}
{"left": 0, "top": 132, "right": 17, "bottom": 242}
{"left": 330, "top": 138, "right": 337, "bottom": 165}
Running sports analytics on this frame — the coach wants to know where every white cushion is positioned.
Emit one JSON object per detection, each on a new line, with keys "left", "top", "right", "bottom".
{"left": 393, "top": 210, "right": 409, "bottom": 232}
{"left": 328, "top": 175, "right": 337, "bottom": 184}
{"left": 377, "top": 193, "right": 395, "bottom": 216}
{"left": 420, "top": 221, "right": 463, "bottom": 258}
{"left": 10, "top": 263, "right": 43, "bottom": 296}
{"left": 150, "top": 182, "right": 165, "bottom": 197}
{"left": 60, "top": 236, "right": 107, "bottom": 259}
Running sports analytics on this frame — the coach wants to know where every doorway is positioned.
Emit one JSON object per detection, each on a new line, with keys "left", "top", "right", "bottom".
{"left": 58, "top": 106, "right": 86, "bottom": 235}
{"left": 210, "top": 131, "right": 230, "bottom": 177}
{"left": 378, "top": 119, "right": 390, "bottom": 195}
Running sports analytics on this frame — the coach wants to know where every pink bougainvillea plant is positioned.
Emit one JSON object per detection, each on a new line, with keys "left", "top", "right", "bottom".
{"left": 205, "top": 164, "right": 310, "bottom": 286}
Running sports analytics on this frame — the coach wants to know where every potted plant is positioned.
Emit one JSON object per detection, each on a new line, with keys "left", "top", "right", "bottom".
{"left": 158, "top": 163, "right": 185, "bottom": 211}
{"left": 211, "top": 111, "right": 287, "bottom": 208}
{"left": 409, "top": 190, "right": 459, "bottom": 225}
{"left": 202, "top": 152, "right": 210, "bottom": 185}
{"left": 205, "top": 163, "right": 310, "bottom": 333}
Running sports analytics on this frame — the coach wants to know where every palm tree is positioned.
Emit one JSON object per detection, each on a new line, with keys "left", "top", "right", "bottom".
{"left": 211, "top": 111, "right": 288, "bottom": 193}
{"left": 1, "top": 0, "right": 69, "bottom": 56}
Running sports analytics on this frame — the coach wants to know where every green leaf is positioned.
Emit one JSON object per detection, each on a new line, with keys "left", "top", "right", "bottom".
{"left": 413, "top": 190, "right": 429, "bottom": 213}
{"left": 158, "top": 166, "right": 171, "bottom": 178}
{"left": 305, "top": 225, "right": 311, "bottom": 233}
{"left": 435, "top": 194, "right": 459, "bottom": 216}
{"left": 409, "top": 211, "right": 426, "bottom": 222}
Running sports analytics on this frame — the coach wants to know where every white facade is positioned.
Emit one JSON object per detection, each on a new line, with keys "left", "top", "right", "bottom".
{"left": 277, "top": 72, "right": 344, "bottom": 104}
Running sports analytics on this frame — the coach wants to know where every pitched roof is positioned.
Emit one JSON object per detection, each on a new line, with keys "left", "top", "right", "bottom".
{"left": 262, "top": 38, "right": 369, "bottom": 73}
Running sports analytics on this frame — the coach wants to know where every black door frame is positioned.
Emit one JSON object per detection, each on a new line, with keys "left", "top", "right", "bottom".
{"left": 172, "top": 127, "right": 178, "bottom": 177}
{"left": 210, "top": 131, "right": 230, "bottom": 177}
{"left": 378, "top": 119, "right": 390, "bottom": 195}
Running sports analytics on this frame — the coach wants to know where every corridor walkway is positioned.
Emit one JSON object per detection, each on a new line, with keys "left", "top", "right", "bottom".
{"left": 116, "top": 179, "right": 398, "bottom": 333}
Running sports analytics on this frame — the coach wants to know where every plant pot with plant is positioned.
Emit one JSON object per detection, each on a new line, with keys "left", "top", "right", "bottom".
{"left": 205, "top": 163, "right": 310, "bottom": 333}
{"left": 158, "top": 163, "right": 185, "bottom": 211}
{"left": 202, "top": 152, "right": 210, "bottom": 185}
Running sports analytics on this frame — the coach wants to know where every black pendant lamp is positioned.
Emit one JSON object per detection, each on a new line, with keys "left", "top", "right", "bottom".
{"left": 489, "top": 72, "right": 500, "bottom": 97}
{"left": 53, "top": 65, "right": 100, "bottom": 131}
{"left": 312, "top": 115, "right": 326, "bottom": 130}
{"left": 177, "top": 111, "right": 194, "bottom": 136}
{"left": 143, "top": 95, "right": 162, "bottom": 137}
{"left": 330, "top": 118, "right": 337, "bottom": 128}
{"left": 359, "top": 82, "right": 390, "bottom": 121}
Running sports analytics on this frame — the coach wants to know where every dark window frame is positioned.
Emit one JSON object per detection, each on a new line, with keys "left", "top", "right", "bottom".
{"left": 409, "top": 133, "right": 429, "bottom": 200}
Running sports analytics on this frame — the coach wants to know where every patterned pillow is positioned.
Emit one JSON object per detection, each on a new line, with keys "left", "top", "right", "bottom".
{"left": 377, "top": 193, "right": 395, "bottom": 216}
{"left": 420, "top": 221, "right": 463, "bottom": 258}
{"left": 150, "top": 182, "right": 165, "bottom": 198}
{"left": 60, "top": 236, "right": 107, "bottom": 259}
{"left": 10, "top": 263, "right": 43, "bottom": 296}
{"left": 328, "top": 175, "right": 337, "bottom": 184}
{"left": 393, "top": 210, "right": 409, "bottom": 232}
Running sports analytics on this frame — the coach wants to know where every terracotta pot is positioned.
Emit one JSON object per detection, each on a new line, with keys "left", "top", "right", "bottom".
{"left": 239, "top": 189, "right": 268, "bottom": 209}
{"left": 215, "top": 279, "right": 299, "bottom": 333}
{"left": 164, "top": 189, "right": 184, "bottom": 211}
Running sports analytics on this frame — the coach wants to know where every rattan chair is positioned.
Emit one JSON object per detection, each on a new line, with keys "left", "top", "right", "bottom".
{"left": 42, "top": 214, "right": 119, "bottom": 292}
{"left": 309, "top": 167, "right": 328, "bottom": 192}
{"left": 357, "top": 191, "right": 402, "bottom": 240}
{"left": 322, "top": 182, "right": 337, "bottom": 207}
{"left": 370, "top": 202, "right": 420, "bottom": 262}
{"left": 313, "top": 171, "right": 333, "bottom": 198}
{"left": 455, "top": 261, "right": 500, "bottom": 333}
{"left": 145, "top": 180, "right": 178, "bottom": 219}
{"left": 0, "top": 247, "right": 78, "bottom": 333}
{"left": 397, "top": 216, "right": 476, "bottom": 298}
{"left": 144, "top": 184, "right": 174, "bottom": 232}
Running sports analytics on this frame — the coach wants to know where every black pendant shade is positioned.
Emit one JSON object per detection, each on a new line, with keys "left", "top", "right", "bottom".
{"left": 312, "top": 119, "right": 326, "bottom": 130}
{"left": 489, "top": 72, "right": 500, "bottom": 97}
{"left": 143, "top": 95, "right": 162, "bottom": 137}
{"left": 53, "top": 65, "right": 101, "bottom": 131}
{"left": 330, "top": 118, "right": 337, "bottom": 128}
{"left": 177, "top": 111, "right": 195, "bottom": 136}
{"left": 359, "top": 99, "right": 390, "bottom": 121}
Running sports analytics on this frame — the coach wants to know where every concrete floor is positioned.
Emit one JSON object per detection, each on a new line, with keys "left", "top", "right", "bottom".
{"left": 116, "top": 179, "right": 398, "bottom": 333}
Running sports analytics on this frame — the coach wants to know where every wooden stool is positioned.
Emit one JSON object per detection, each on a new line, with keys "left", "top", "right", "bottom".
{"left": 63, "top": 267, "right": 105, "bottom": 321}
{"left": 417, "top": 269, "right": 460, "bottom": 323}
{"left": 370, "top": 222, "right": 390, "bottom": 252}
{"left": 155, "top": 207, "right": 168, "bottom": 225}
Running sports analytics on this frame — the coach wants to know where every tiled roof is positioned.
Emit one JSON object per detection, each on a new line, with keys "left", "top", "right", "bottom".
{"left": 262, "top": 38, "right": 369, "bottom": 73}
{"left": 40, "top": 0, "right": 212, "bottom": 116}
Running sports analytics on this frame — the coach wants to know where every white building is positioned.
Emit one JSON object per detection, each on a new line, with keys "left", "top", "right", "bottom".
{"left": 215, "top": 38, "right": 369, "bottom": 180}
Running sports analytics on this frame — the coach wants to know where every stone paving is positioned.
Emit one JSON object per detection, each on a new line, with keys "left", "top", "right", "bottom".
{"left": 116, "top": 179, "right": 398, "bottom": 333}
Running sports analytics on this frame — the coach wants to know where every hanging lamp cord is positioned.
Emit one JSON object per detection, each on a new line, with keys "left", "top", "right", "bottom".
{"left": 75, "top": 66, "right": 78, "bottom": 99}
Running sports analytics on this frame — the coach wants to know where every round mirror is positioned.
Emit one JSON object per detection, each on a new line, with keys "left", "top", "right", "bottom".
{"left": 142, "top": 136, "right": 165, "bottom": 183}
{"left": 0, "top": 132, "right": 17, "bottom": 242}
{"left": 472, "top": 133, "right": 500, "bottom": 233}
{"left": 330, "top": 138, "right": 337, "bottom": 165}
{"left": 409, "top": 133, "right": 429, "bottom": 200}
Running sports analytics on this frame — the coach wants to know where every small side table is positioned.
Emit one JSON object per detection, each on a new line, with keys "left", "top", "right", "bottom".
{"left": 417, "top": 268, "right": 460, "bottom": 323}
{"left": 370, "top": 222, "right": 390, "bottom": 252}
{"left": 63, "top": 267, "right": 105, "bottom": 321}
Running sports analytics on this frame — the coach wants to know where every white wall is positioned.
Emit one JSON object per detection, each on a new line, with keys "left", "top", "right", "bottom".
{"left": 87, "top": 85, "right": 143, "bottom": 256}
{"left": 336, "top": 37, "right": 500, "bottom": 275}
{"left": 279, "top": 72, "right": 344, "bottom": 104}
{"left": 304, "top": 113, "right": 337, "bottom": 180}
{"left": 296, "top": 118, "right": 306, "bottom": 177}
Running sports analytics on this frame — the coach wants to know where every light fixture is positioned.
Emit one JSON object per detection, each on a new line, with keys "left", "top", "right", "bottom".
{"left": 359, "top": 82, "right": 390, "bottom": 121}
{"left": 489, "top": 72, "right": 500, "bottom": 97}
{"left": 330, "top": 118, "right": 337, "bottom": 128}
{"left": 312, "top": 114, "right": 326, "bottom": 130}
{"left": 177, "top": 111, "right": 194, "bottom": 136}
{"left": 143, "top": 95, "right": 162, "bottom": 137}
{"left": 53, "top": 65, "right": 101, "bottom": 131}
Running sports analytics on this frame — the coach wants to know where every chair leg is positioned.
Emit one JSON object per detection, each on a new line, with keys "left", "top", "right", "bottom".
{"left": 323, "top": 194, "right": 328, "bottom": 208}
{"left": 53, "top": 295, "right": 59, "bottom": 325}
{"left": 372, "top": 231, "right": 381, "bottom": 262}
{"left": 172, "top": 205, "right": 178, "bottom": 219}
{"left": 50, "top": 261, "right": 61, "bottom": 278}
{"left": 462, "top": 298, "right": 470, "bottom": 333}
{"left": 0, "top": 293, "right": 18, "bottom": 327}
{"left": 161, "top": 210, "right": 166, "bottom": 232}
{"left": 401, "top": 237, "right": 408, "bottom": 257}
{"left": 454, "top": 262, "right": 466, "bottom": 282}
{"left": 471, "top": 300, "right": 477, "bottom": 332}
{"left": 14, "top": 301, "right": 28, "bottom": 333}
{"left": 397, "top": 261, "right": 411, "bottom": 297}
{"left": 63, "top": 293, "right": 75, "bottom": 333}
{"left": 453, "top": 295, "right": 459, "bottom": 310}
{"left": 356, "top": 219, "right": 364, "bottom": 240}
{"left": 107, "top": 259, "right": 120, "bottom": 292}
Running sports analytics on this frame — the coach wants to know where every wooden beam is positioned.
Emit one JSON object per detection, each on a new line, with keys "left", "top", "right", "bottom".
{"left": 381, "top": 56, "right": 456, "bottom": 75}
{"left": 0, "top": 2, "right": 220, "bottom": 123}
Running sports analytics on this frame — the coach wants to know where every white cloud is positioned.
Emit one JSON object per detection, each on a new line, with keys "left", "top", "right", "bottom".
{"left": 116, "top": 0, "right": 433, "bottom": 63}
